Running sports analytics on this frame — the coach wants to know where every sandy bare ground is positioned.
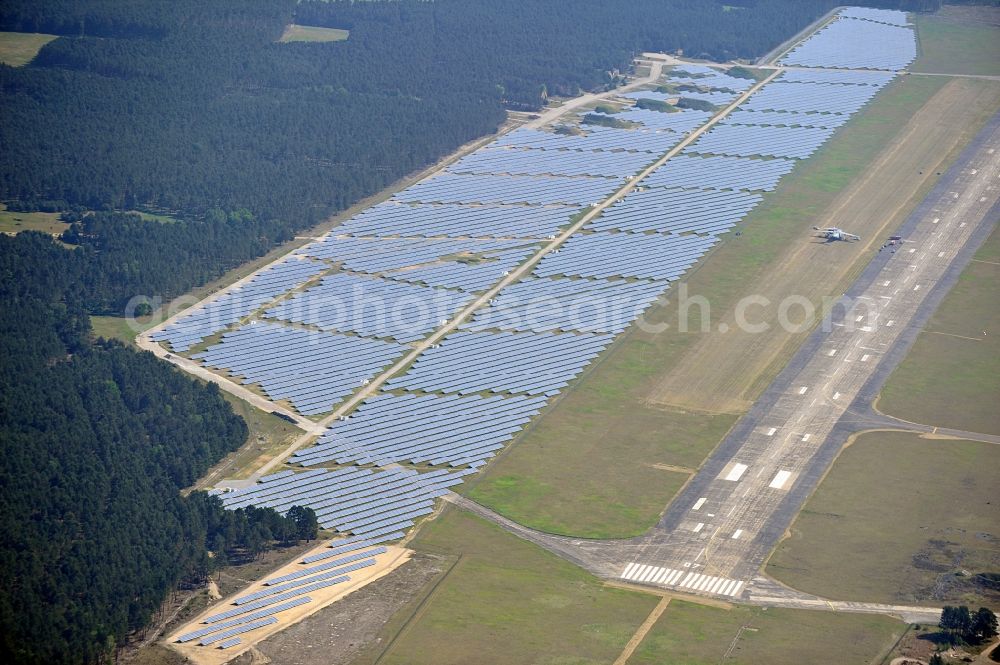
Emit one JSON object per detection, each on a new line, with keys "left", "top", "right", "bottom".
{"left": 165, "top": 542, "right": 410, "bottom": 665}
{"left": 649, "top": 77, "right": 1000, "bottom": 414}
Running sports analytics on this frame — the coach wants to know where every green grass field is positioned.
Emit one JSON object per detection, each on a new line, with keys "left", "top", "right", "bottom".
{"left": 364, "top": 508, "right": 658, "bottom": 665}
{"left": 627, "top": 600, "right": 904, "bottom": 665}
{"left": 467, "top": 75, "right": 950, "bottom": 538}
{"left": 879, "top": 225, "right": 1000, "bottom": 435}
{"left": 767, "top": 431, "right": 1000, "bottom": 607}
{"left": 0, "top": 31, "right": 57, "bottom": 67}
{"left": 278, "top": 24, "right": 349, "bottom": 43}
{"left": 912, "top": 7, "right": 1000, "bottom": 76}
{"left": 0, "top": 204, "right": 67, "bottom": 235}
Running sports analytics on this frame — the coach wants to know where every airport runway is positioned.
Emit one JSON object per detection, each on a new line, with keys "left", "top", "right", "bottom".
{"left": 452, "top": 110, "right": 1000, "bottom": 612}
{"left": 616, "top": 110, "right": 1000, "bottom": 594}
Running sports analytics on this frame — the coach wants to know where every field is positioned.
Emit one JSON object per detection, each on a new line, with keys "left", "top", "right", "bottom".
{"left": 912, "top": 5, "right": 1000, "bottom": 77}
{"left": 626, "top": 599, "right": 904, "bottom": 665}
{"left": 363, "top": 508, "right": 659, "bottom": 665}
{"left": 0, "top": 31, "right": 57, "bottom": 66}
{"left": 468, "top": 74, "right": 1000, "bottom": 538}
{"left": 878, "top": 225, "right": 1000, "bottom": 435}
{"left": 766, "top": 431, "right": 1000, "bottom": 608}
{"left": 359, "top": 507, "right": 907, "bottom": 665}
{"left": 0, "top": 203, "right": 67, "bottom": 235}
{"left": 279, "top": 24, "right": 349, "bottom": 43}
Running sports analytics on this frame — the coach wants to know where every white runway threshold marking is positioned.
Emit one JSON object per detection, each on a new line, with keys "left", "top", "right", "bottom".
{"left": 693, "top": 522, "right": 704, "bottom": 533}
{"left": 620, "top": 563, "right": 745, "bottom": 597}
{"left": 723, "top": 463, "right": 748, "bottom": 482}
{"left": 769, "top": 470, "right": 793, "bottom": 490}
{"left": 766, "top": 427, "right": 777, "bottom": 436}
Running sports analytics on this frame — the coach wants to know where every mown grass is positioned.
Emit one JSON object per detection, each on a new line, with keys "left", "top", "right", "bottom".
{"left": 767, "top": 431, "right": 1000, "bottom": 607}
{"left": 467, "top": 75, "right": 949, "bottom": 538}
{"left": 0, "top": 31, "right": 57, "bottom": 67}
{"left": 278, "top": 24, "right": 349, "bottom": 43}
{"left": 879, "top": 225, "right": 1000, "bottom": 435}
{"left": 627, "top": 599, "right": 904, "bottom": 665}
{"left": 368, "top": 508, "right": 658, "bottom": 665}
{"left": 912, "top": 9, "right": 1000, "bottom": 77}
{"left": 0, "top": 204, "right": 67, "bottom": 235}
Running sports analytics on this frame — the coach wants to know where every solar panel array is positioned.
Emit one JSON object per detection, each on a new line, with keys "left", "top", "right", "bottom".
{"left": 386, "top": 330, "right": 613, "bottom": 396}
{"left": 293, "top": 393, "right": 549, "bottom": 467}
{"left": 332, "top": 202, "right": 573, "bottom": 239}
{"left": 204, "top": 14, "right": 918, "bottom": 558}
{"left": 642, "top": 154, "right": 795, "bottom": 192}
{"left": 724, "top": 109, "right": 848, "bottom": 129}
{"left": 777, "top": 69, "right": 895, "bottom": 86}
{"left": 193, "top": 321, "right": 405, "bottom": 415}
{"left": 614, "top": 108, "right": 712, "bottom": 132}
{"left": 393, "top": 172, "right": 620, "bottom": 206}
{"left": 298, "top": 236, "right": 524, "bottom": 273}
{"left": 589, "top": 187, "right": 762, "bottom": 235}
{"left": 462, "top": 276, "right": 668, "bottom": 334}
{"left": 493, "top": 125, "right": 682, "bottom": 154}
{"left": 740, "top": 80, "right": 883, "bottom": 115}
{"left": 685, "top": 123, "right": 836, "bottom": 160}
{"left": 448, "top": 145, "right": 654, "bottom": 179}
{"left": 533, "top": 231, "right": 717, "bottom": 281}
{"left": 264, "top": 273, "right": 472, "bottom": 343}
{"left": 382, "top": 245, "right": 537, "bottom": 293}
{"left": 779, "top": 13, "right": 916, "bottom": 71}
{"left": 150, "top": 258, "right": 327, "bottom": 352}
{"left": 838, "top": 6, "right": 911, "bottom": 26}
{"left": 221, "top": 466, "right": 473, "bottom": 534}
{"left": 670, "top": 73, "right": 753, "bottom": 93}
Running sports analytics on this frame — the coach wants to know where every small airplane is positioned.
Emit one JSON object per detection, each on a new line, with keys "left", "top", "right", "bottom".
{"left": 884, "top": 235, "right": 913, "bottom": 247}
{"left": 813, "top": 226, "right": 860, "bottom": 242}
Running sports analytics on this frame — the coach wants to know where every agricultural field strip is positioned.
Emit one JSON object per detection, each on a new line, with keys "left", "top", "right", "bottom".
{"left": 779, "top": 10, "right": 917, "bottom": 71}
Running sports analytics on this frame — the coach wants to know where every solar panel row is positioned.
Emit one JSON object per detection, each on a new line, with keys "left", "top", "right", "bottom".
{"left": 741, "top": 80, "right": 883, "bottom": 115}
{"left": 684, "top": 123, "right": 836, "bottom": 160}
{"left": 533, "top": 231, "right": 718, "bottom": 281}
{"left": 393, "top": 172, "right": 621, "bottom": 206}
{"left": 297, "top": 236, "right": 525, "bottom": 273}
{"left": 383, "top": 246, "right": 538, "bottom": 293}
{"left": 588, "top": 186, "right": 762, "bottom": 236}
{"left": 293, "top": 393, "right": 549, "bottom": 467}
{"left": 264, "top": 272, "right": 472, "bottom": 343}
{"left": 462, "top": 276, "right": 669, "bottom": 335}
{"left": 150, "top": 257, "right": 327, "bottom": 352}
{"left": 333, "top": 201, "right": 574, "bottom": 239}
{"left": 642, "top": 154, "right": 795, "bottom": 192}
{"left": 449, "top": 145, "right": 655, "bottom": 179}
{"left": 493, "top": 125, "right": 683, "bottom": 154}
{"left": 386, "top": 330, "right": 614, "bottom": 397}
{"left": 222, "top": 466, "right": 474, "bottom": 534}
{"left": 193, "top": 321, "right": 405, "bottom": 415}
